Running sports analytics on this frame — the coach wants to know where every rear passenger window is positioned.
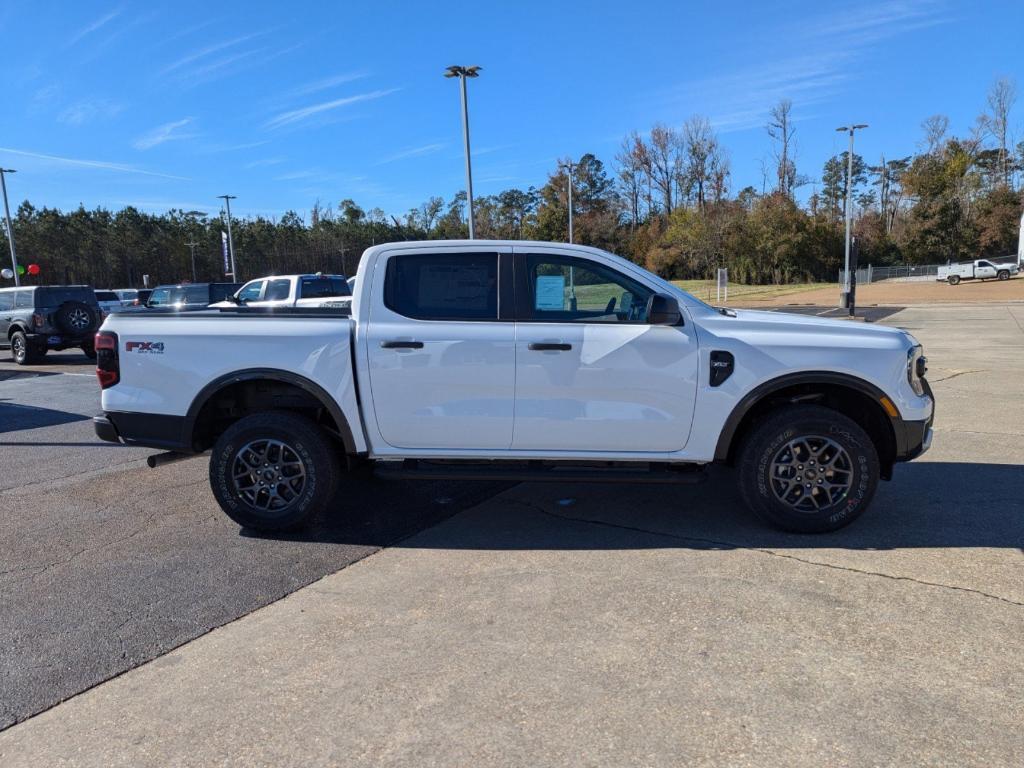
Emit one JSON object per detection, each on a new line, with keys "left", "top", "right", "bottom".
{"left": 265, "top": 279, "right": 291, "bottom": 301}
{"left": 384, "top": 253, "right": 498, "bottom": 321}
{"left": 0, "top": 291, "right": 13, "bottom": 311}
{"left": 15, "top": 290, "right": 34, "bottom": 309}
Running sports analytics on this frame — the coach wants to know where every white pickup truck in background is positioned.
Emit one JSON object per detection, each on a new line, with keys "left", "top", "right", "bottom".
{"left": 94, "top": 241, "right": 934, "bottom": 534}
{"left": 213, "top": 273, "right": 352, "bottom": 309}
{"left": 937, "top": 259, "right": 1019, "bottom": 284}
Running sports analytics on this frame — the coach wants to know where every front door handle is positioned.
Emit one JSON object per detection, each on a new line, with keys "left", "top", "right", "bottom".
{"left": 380, "top": 340, "right": 424, "bottom": 349}
{"left": 528, "top": 342, "right": 572, "bottom": 351}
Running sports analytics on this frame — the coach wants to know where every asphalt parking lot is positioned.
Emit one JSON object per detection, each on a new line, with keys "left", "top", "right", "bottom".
{"left": 1, "top": 304, "right": 1022, "bottom": 766}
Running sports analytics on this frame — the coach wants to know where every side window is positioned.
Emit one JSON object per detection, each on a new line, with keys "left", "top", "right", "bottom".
{"left": 522, "top": 255, "right": 653, "bottom": 323}
{"left": 147, "top": 288, "right": 171, "bottom": 306}
{"left": 265, "top": 279, "right": 292, "bottom": 301}
{"left": 298, "top": 278, "right": 344, "bottom": 299}
{"left": 384, "top": 253, "right": 498, "bottom": 321}
{"left": 0, "top": 291, "right": 14, "bottom": 311}
{"left": 15, "top": 290, "right": 35, "bottom": 309}
{"left": 237, "top": 280, "right": 265, "bottom": 302}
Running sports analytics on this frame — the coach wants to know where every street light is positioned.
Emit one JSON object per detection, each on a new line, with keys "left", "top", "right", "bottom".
{"left": 183, "top": 210, "right": 205, "bottom": 283}
{"left": 558, "top": 160, "right": 577, "bottom": 244}
{"left": 216, "top": 195, "right": 238, "bottom": 280}
{"left": 835, "top": 124, "right": 868, "bottom": 305}
{"left": 0, "top": 169, "right": 20, "bottom": 286}
{"left": 444, "top": 65, "right": 481, "bottom": 239}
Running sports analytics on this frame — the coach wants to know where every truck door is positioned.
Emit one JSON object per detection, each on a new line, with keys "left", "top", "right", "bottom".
{"left": 975, "top": 261, "right": 997, "bottom": 279}
{"left": 511, "top": 250, "right": 699, "bottom": 452}
{"left": 366, "top": 249, "right": 515, "bottom": 450}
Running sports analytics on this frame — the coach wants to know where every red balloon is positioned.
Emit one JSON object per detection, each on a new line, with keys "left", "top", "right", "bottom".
{"left": 27, "top": 264, "right": 40, "bottom": 276}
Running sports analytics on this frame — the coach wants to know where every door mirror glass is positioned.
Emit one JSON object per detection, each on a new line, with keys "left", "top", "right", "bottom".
{"left": 646, "top": 293, "right": 683, "bottom": 326}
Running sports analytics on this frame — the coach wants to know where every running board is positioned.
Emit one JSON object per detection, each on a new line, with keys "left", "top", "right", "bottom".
{"left": 374, "top": 459, "right": 707, "bottom": 485}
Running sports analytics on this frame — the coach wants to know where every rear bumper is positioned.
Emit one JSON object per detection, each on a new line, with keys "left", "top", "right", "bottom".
{"left": 94, "top": 411, "right": 192, "bottom": 452}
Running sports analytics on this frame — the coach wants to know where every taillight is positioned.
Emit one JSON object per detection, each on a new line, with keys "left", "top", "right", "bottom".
{"left": 95, "top": 331, "right": 119, "bottom": 389}
{"left": 32, "top": 312, "right": 44, "bottom": 328}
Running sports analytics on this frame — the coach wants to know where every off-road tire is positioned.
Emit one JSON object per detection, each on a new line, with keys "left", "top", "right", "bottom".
{"left": 81, "top": 342, "right": 97, "bottom": 360}
{"left": 209, "top": 411, "right": 340, "bottom": 531}
{"left": 737, "top": 405, "right": 880, "bottom": 533}
{"left": 10, "top": 330, "right": 43, "bottom": 365}
{"left": 55, "top": 301, "right": 99, "bottom": 336}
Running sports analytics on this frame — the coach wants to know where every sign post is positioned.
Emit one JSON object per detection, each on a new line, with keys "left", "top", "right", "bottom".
{"left": 716, "top": 268, "right": 728, "bottom": 303}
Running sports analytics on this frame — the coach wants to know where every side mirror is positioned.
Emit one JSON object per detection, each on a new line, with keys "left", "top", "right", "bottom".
{"left": 646, "top": 293, "right": 683, "bottom": 326}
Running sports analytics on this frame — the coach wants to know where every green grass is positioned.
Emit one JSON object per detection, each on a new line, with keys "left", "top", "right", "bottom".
{"left": 671, "top": 280, "right": 832, "bottom": 303}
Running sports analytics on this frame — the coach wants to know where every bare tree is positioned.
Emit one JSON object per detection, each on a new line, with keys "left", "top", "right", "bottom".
{"left": 615, "top": 132, "right": 645, "bottom": 230}
{"left": 984, "top": 77, "right": 1017, "bottom": 186}
{"left": 640, "top": 124, "right": 682, "bottom": 215}
{"left": 766, "top": 99, "right": 796, "bottom": 197}
{"left": 681, "top": 116, "right": 728, "bottom": 212}
{"left": 920, "top": 114, "right": 949, "bottom": 155}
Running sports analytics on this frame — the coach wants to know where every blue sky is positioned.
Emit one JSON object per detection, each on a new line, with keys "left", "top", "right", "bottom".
{"left": 1, "top": 0, "right": 1021, "bottom": 219}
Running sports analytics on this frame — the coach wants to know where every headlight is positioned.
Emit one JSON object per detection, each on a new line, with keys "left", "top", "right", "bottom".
{"left": 907, "top": 344, "right": 927, "bottom": 396}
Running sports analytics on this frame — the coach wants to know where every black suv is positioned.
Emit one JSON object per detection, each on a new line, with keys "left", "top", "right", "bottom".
{"left": 0, "top": 285, "right": 103, "bottom": 364}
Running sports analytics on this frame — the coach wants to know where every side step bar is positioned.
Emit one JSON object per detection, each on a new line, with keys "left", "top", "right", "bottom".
{"left": 374, "top": 459, "right": 707, "bottom": 485}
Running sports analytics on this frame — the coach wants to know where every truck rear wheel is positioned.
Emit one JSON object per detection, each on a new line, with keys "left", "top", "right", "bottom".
{"left": 947, "top": 275, "right": 960, "bottom": 285}
{"left": 209, "top": 411, "right": 340, "bottom": 531}
{"left": 737, "top": 405, "right": 879, "bottom": 533}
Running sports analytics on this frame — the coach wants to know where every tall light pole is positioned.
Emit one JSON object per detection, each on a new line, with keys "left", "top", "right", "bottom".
{"left": 183, "top": 210, "right": 205, "bottom": 283}
{"left": 444, "top": 65, "right": 481, "bottom": 239}
{"left": 836, "top": 124, "right": 867, "bottom": 297}
{"left": 217, "top": 194, "right": 238, "bottom": 280}
{"left": 559, "top": 160, "right": 576, "bottom": 243}
{"left": 0, "top": 169, "right": 20, "bottom": 286}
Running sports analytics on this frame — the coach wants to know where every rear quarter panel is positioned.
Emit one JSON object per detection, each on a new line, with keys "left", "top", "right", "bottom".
{"left": 100, "top": 313, "right": 365, "bottom": 451}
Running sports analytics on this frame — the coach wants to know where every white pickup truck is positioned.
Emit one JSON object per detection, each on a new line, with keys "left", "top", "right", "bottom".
{"left": 94, "top": 241, "right": 934, "bottom": 533}
{"left": 213, "top": 273, "right": 352, "bottom": 309}
{"left": 937, "top": 259, "right": 1018, "bottom": 285}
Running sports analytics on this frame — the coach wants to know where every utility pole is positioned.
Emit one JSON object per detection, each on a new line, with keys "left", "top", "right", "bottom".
{"left": 835, "top": 124, "right": 867, "bottom": 305}
{"left": 217, "top": 195, "right": 238, "bottom": 279}
{"left": 444, "top": 65, "right": 481, "bottom": 239}
{"left": 186, "top": 241, "right": 199, "bottom": 282}
{"left": 559, "top": 160, "right": 577, "bottom": 243}
{"left": 0, "top": 169, "right": 20, "bottom": 286}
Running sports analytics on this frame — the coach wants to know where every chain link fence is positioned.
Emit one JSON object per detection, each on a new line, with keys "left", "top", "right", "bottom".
{"left": 839, "top": 264, "right": 941, "bottom": 285}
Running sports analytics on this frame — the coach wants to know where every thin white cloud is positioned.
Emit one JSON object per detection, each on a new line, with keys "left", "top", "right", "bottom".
{"left": 274, "top": 169, "right": 321, "bottom": 181}
{"left": 0, "top": 147, "right": 188, "bottom": 180}
{"left": 199, "top": 140, "right": 271, "bottom": 154}
{"left": 68, "top": 7, "right": 122, "bottom": 46}
{"left": 264, "top": 89, "right": 398, "bottom": 130}
{"left": 376, "top": 143, "right": 446, "bottom": 164}
{"left": 289, "top": 72, "right": 367, "bottom": 97}
{"left": 58, "top": 99, "right": 123, "bottom": 126}
{"left": 133, "top": 118, "right": 197, "bottom": 150}
{"left": 160, "top": 32, "right": 267, "bottom": 75}
{"left": 243, "top": 157, "right": 286, "bottom": 169}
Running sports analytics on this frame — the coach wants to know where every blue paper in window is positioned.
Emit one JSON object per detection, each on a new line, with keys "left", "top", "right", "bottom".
{"left": 535, "top": 275, "right": 565, "bottom": 310}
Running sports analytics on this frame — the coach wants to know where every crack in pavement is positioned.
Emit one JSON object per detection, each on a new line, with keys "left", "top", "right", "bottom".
{"left": 514, "top": 502, "right": 1024, "bottom": 609}
{"left": 928, "top": 369, "right": 985, "bottom": 382}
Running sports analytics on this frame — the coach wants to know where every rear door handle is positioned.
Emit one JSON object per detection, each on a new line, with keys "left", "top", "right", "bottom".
{"left": 380, "top": 340, "right": 424, "bottom": 349}
{"left": 528, "top": 342, "right": 572, "bottom": 351}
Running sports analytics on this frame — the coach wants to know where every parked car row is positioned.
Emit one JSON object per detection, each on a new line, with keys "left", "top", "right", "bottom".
{"left": 4, "top": 273, "right": 352, "bottom": 364}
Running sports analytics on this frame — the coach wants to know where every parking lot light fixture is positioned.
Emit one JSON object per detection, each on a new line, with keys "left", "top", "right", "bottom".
{"left": 1, "top": 168, "right": 20, "bottom": 287}
{"left": 835, "top": 124, "right": 868, "bottom": 302}
{"left": 444, "top": 65, "right": 481, "bottom": 239}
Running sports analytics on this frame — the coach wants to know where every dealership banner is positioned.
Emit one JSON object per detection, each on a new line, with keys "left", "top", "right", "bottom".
{"left": 221, "top": 231, "right": 230, "bottom": 275}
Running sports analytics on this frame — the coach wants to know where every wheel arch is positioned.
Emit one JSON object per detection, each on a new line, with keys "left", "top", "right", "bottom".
{"left": 185, "top": 368, "right": 357, "bottom": 454}
{"left": 715, "top": 371, "right": 899, "bottom": 478}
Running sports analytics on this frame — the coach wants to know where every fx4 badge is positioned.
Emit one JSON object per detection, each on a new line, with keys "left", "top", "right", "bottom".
{"left": 125, "top": 341, "right": 165, "bottom": 354}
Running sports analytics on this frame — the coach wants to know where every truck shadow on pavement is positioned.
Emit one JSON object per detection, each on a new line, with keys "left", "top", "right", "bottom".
{"left": 0, "top": 400, "right": 91, "bottom": 434}
{"left": 269, "top": 462, "right": 1024, "bottom": 553}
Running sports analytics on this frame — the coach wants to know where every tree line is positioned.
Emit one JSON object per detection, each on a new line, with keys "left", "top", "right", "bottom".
{"left": 3, "top": 78, "right": 1022, "bottom": 288}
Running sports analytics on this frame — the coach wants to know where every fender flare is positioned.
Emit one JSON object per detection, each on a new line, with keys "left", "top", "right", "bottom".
{"left": 713, "top": 371, "right": 897, "bottom": 462}
{"left": 185, "top": 368, "right": 357, "bottom": 453}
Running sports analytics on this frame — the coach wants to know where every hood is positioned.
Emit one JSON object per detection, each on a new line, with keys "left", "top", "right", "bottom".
{"left": 699, "top": 307, "right": 913, "bottom": 350}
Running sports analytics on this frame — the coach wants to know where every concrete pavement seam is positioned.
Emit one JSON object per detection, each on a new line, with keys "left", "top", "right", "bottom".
{"left": 518, "top": 503, "right": 1024, "bottom": 609}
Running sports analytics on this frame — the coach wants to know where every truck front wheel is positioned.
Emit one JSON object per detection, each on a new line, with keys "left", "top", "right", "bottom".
{"left": 209, "top": 411, "right": 340, "bottom": 531}
{"left": 998, "top": 270, "right": 1010, "bottom": 281}
{"left": 737, "top": 405, "right": 880, "bottom": 533}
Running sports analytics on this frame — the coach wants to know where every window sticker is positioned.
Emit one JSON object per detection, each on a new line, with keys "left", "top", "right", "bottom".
{"left": 535, "top": 275, "right": 566, "bottom": 311}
